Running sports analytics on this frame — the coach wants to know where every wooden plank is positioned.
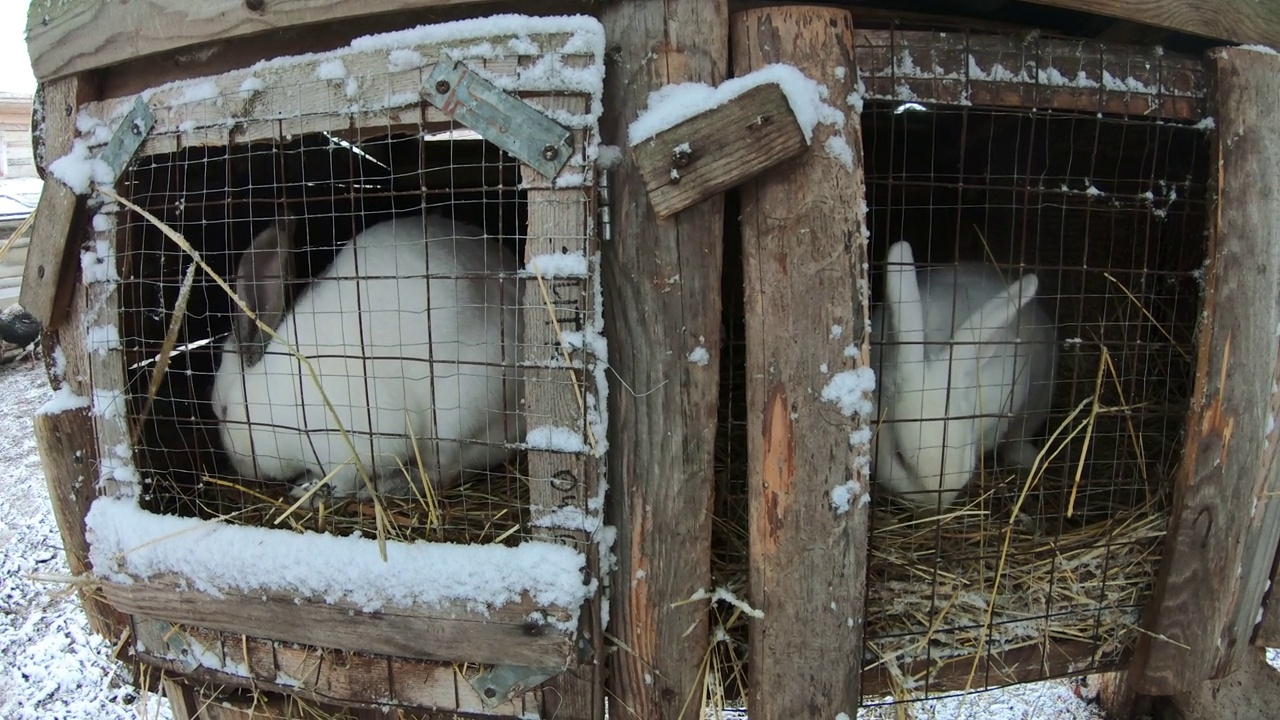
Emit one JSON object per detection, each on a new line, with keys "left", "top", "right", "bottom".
{"left": 101, "top": 578, "right": 576, "bottom": 668}
{"left": 860, "top": 640, "right": 1118, "bottom": 699}
{"left": 25, "top": 0, "right": 508, "bottom": 82}
{"left": 1257, "top": 545, "right": 1280, "bottom": 644}
{"left": 20, "top": 76, "right": 89, "bottom": 330}
{"left": 1130, "top": 45, "right": 1280, "bottom": 695}
{"left": 33, "top": 407, "right": 131, "bottom": 643}
{"left": 599, "top": 0, "right": 726, "bottom": 715}
{"left": 732, "top": 6, "right": 870, "bottom": 718}
{"left": 1024, "top": 0, "right": 1280, "bottom": 49}
{"left": 160, "top": 679, "right": 200, "bottom": 720}
{"left": 630, "top": 83, "right": 807, "bottom": 219}
{"left": 134, "top": 621, "right": 538, "bottom": 716}
{"left": 853, "top": 29, "right": 1205, "bottom": 121}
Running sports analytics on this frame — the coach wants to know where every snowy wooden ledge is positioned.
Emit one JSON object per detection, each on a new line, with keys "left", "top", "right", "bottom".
{"left": 627, "top": 64, "right": 854, "bottom": 219}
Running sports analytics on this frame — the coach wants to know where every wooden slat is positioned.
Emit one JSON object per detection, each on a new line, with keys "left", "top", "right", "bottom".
{"left": 860, "top": 640, "right": 1120, "bottom": 698}
{"left": 1131, "top": 45, "right": 1280, "bottom": 695}
{"left": 599, "top": 0, "right": 726, "bottom": 715}
{"left": 133, "top": 620, "right": 539, "bottom": 716}
{"left": 519, "top": 93, "right": 605, "bottom": 720}
{"left": 1024, "top": 0, "right": 1280, "bottom": 49}
{"left": 630, "top": 83, "right": 808, "bottom": 219}
{"left": 732, "top": 6, "right": 870, "bottom": 718}
{"left": 854, "top": 28, "right": 1205, "bottom": 121}
{"left": 34, "top": 407, "right": 131, "bottom": 643}
{"left": 24, "top": 0, "right": 509, "bottom": 82}
{"left": 102, "top": 578, "right": 576, "bottom": 668}
{"left": 21, "top": 76, "right": 89, "bottom": 330}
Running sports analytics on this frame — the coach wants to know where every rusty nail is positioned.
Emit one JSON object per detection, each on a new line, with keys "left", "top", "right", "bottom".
{"left": 434, "top": 80, "right": 451, "bottom": 94}
{"left": 541, "top": 144, "right": 559, "bottom": 161}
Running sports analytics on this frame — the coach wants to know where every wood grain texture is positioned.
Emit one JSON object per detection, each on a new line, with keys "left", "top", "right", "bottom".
{"left": 733, "top": 6, "right": 871, "bottom": 718}
{"left": 599, "top": 0, "right": 728, "bottom": 716}
{"left": 34, "top": 407, "right": 131, "bottom": 643}
{"left": 103, "top": 578, "right": 576, "bottom": 668}
{"left": 519, "top": 98, "right": 606, "bottom": 718}
{"left": 134, "top": 620, "right": 540, "bottom": 716}
{"left": 631, "top": 83, "right": 807, "bottom": 219}
{"left": 21, "top": 76, "right": 88, "bottom": 331}
{"left": 1024, "top": 0, "right": 1280, "bottom": 48}
{"left": 1131, "top": 45, "right": 1280, "bottom": 695}
{"left": 24, "top": 0, "right": 506, "bottom": 82}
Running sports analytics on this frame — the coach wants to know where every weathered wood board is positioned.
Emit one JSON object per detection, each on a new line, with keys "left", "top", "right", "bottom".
{"left": 734, "top": 5, "right": 872, "bottom": 719}
{"left": 1131, "top": 45, "right": 1280, "bottom": 695}
{"left": 630, "top": 83, "right": 808, "bottom": 219}
{"left": 599, "top": 0, "right": 726, "bottom": 716}
{"left": 1025, "top": 0, "right": 1280, "bottom": 50}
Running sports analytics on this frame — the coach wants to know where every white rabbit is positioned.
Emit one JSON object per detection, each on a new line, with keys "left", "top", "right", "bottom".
{"left": 210, "top": 210, "right": 523, "bottom": 502}
{"left": 869, "top": 241, "right": 1057, "bottom": 510}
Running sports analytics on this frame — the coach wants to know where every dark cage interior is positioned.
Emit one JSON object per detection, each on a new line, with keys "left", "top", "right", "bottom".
{"left": 115, "top": 126, "right": 542, "bottom": 545}
{"left": 713, "top": 100, "right": 1208, "bottom": 704}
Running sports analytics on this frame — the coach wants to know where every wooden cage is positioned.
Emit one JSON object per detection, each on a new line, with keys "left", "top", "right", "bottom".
{"left": 20, "top": 1, "right": 1280, "bottom": 719}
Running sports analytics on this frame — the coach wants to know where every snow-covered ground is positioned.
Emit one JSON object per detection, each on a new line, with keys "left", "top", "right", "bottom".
{"left": 0, "top": 359, "right": 1275, "bottom": 718}
{"left": 0, "top": 363, "right": 171, "bottom": 719}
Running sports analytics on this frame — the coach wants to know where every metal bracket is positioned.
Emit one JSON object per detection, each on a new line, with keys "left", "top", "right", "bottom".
{"left": 98, "top": 96, "right": 156, "bottom": 181}
{"left": 423, "top": 60, "right": 574, "bottom": 179}
{"left": 468, "top": 664, "right": 562, "bottom": 708}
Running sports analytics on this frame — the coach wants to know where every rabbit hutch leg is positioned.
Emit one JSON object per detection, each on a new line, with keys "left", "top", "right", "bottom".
{"left": 600, "top": 0, "right": 728, "bottom": 717}
{"left": 732, "top": 6, "right": 872, "bottom": 719}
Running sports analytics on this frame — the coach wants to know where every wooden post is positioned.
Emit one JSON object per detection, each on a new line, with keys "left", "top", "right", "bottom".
{"left": 733, "top": 6, "right": 871, "bottom": 718}
{"left": 1131, "top": 45, "right": 1280, "bottom": 695}
{"left": 600, "top": 0, "right": 728, "bottom": 716}
{"left": 1151, "top": 646, "right": 1280, "bottom": 720}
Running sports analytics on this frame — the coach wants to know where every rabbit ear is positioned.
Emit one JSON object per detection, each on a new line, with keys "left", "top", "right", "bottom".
{"left": 884, "top": 241, "right": 926, "bottom": 365}
{"left": 232, "top": 212, "right": 298, "bottom": 364}
{"left": 949, "top": 273, "right": 1040, "bottom": 370}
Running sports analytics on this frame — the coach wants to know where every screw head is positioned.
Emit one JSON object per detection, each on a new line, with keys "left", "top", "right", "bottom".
{"left": 672, "top": 147, "right": 692, "bottom": 167}
{"left": 483, "top": 687, "right": 498, "bottom": 699}
{"left": 244, "top": 0, "right": 265, "bottom": 11}
{"left": 434, "top": 79, "right": 451, "bottom": 94}
{"left": 541, "top": 144, "right": 559, "bottom": 161}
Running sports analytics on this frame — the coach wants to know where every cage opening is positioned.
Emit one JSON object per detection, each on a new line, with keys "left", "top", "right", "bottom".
{"left": 710, "top": 98, "right": 1207, "bottom": 707}
{"left": 114, "top": 121, "right": 567, "bottom": 549}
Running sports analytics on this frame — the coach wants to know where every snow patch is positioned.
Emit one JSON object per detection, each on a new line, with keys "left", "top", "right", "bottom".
{"left": 688, "top": 345, "right": 710, "bottom": 367}
{"left": 48, "top": 140, "right": 113, "bottom": 195}
{"left": 85, "top": 497, "right": 591, "bottom": 614}
{"left": 820, "top": 367, "right": 877, "bottom": 418}
{"left": 523, "top": 252, "right": 590, "bottom": 278}
{"left": 525, "top": 425, "right": 589, "bottom": 454}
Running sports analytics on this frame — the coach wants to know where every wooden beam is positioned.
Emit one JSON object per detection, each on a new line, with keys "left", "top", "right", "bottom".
{"left": 1023, "top": 0, "right": 1280, "bottom": 48}
{"left": 1256, "top": 542, "right": 1280, "bottom": 645}
{"left": 1131, "top": 45, "right": 1280, "bottom": 696}
{"left": 24, "top": 0, "right": 516, "bottom": 82}
{"left": 630, "top": 83, "right": 808, "bottom": 219}
{"left": 599, "top": 0, "right": 727, "bottom": 715}
{"left": 733, "top": 6, "right": 870, "bottom": 718}
{"left": 21, "top": 76, "right": 90, "bottom": 331}
{"left": 102, "top": 577, "right": 577, "bottom": 669}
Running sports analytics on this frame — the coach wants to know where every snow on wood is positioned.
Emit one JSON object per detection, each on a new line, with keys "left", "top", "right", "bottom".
{"left": 85, "top": 496, "right": 592, "bottom": 615}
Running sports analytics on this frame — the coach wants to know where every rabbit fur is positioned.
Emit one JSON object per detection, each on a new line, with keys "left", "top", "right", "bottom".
{"left": 210, "top": 211, "right": 523, "bottom": 502}
{"left": 869, "top": 241, "right": 1057, "bottom": 510}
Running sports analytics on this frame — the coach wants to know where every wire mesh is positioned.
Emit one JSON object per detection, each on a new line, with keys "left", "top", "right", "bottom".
{"left": 708, "top": 97, "right": 1207, "bottom": 710}
{"left": 860, "top": 98, "right": 1205, "bottom": 701}
{"left": 109, "top": 78, "right": 596, "bottom": 552}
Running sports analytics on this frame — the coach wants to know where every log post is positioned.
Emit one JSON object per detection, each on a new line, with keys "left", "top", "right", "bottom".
{"left": 1131, "top": 45, "right": 1280, "bottom": 695}
{"left": 600, "top": 0, "right": 728, "bottom": 716}
{"left": 732, "top": 6, "right": 871, "bottom": 718}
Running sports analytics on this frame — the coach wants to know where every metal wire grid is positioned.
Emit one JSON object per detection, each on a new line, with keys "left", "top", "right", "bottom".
{"left": 111, "top": 83, "right": 593, "bottom": 548}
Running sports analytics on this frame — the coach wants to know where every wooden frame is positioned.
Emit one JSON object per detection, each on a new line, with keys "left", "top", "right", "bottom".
{"left": 32, "top": 18, "right": 608, "bottom": 718}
